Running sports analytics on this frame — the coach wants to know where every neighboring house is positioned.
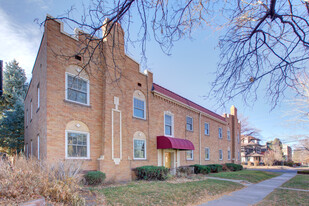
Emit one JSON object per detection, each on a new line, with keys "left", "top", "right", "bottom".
{"left": 282, "top": 144, "right": 292, "bottom": 161}
{"left": 241, "top": 135, "right": 263, "bottom": 165}
{"left": 24, "top": 16, "right": 241, "bottom": 182}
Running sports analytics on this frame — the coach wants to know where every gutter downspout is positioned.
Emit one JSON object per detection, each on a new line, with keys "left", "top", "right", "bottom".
{"left": 199, "top": 112, "right": 202, "bottom": 164}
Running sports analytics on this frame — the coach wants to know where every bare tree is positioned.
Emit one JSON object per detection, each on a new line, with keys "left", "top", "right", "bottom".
{"left": 263, "top": 150, "right": 275, "bottom": 166}
{"left": 239, "top": 114, "right": 261, "bottom": 137}
{"left": 45, "top": 0, "right": 309, "bottom": 107}
{"left": 272, "top": 144, "right": 284, "bottom": 161}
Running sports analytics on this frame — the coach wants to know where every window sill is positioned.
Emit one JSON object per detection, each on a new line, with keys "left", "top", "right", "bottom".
{"left": 186, "top": 159, "right": 194, "bottom": 161}
{"left": 205, "top": 134, "right": 209, "bottom": 136}
{"left": 65, "top": 157, "right": 92, "bottom": 161}
{"left": 64, "top": 99, "right": 91, "bottom": 108}
{"left": 132, "top": 116, "right": 147, "bottom": 121}
{"left": 205, "top": 159, "right": 210, "bottom": 161}
{"left": 133, "top": 158, "right": 147, "bottom": 161}
{"left": 186, "top": 130, "right": 194, "bottom": 132}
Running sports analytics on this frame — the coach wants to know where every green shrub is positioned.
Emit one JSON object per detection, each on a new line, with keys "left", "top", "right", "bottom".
{"left": 297, "top": 170, "right": 309, "bottom": 175}
{"left": 135, "top": 166, "right": 169, "bottom": 180}
{"left": 192, "top": 164, "right": 211, "bottom": 174}
{"left": 225, "top": 163, "right": 243, "bottom": 171}
{"left": 84, "top": 171, "right": 106, "bottom": 185}
{"left": 206, "top": 164, "right": 223, "bottom": 173}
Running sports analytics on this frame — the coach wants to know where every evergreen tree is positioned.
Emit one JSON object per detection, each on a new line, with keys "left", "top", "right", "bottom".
{"left": 0, "top": 60, "right": 28, "bottom": 154}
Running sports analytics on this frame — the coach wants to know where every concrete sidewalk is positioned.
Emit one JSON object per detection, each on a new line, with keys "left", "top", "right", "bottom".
{"left": 199, "top": 173, "right": 297, "bottom": 206}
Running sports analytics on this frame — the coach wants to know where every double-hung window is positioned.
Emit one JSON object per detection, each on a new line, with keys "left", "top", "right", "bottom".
{"left": 227, "top": 130, "right": 231, "bottom": 140}
{"left": 219, "top": 149, "right": 223, "bottom": 160}
{"left": 205, "top": 147, "right": 210, "bottom": 160}
{"left": 228, "top": 149, "right": 231, "bottom": 160}
{"left": 186, "top": 150, "right": 194, "bottom": 160}
{"left": 37, "top": 83, "right": 40, "bottom": 110}
{"left": 237, "top": 132, "right": 240, "bottom": 143}
{"left": 164, "top": 113, "right": 173, "bottom": 136}
{"left": 186, "top": 116, "right": 193, "bottom": 131}
{"left": 133, "top": 139, "right": 146, "bottom": 159}
{"left": 66, "top": 131, "right": 90, "bottom": 159}
{"left": 37, "top": 135, "right": 40, "bottom": 160}
{"left": 30, "top": 99, "right": 33, "bottom": 121}
{"left": 133, "top": 98, "right": 145, "bottom": 119}
{"left": 204, "top": 123, "right": 209, "bottom": 135}
{"left": 66, "top": 73, "right": 89, "bottom": 105}
{"left": 218, "top": 128, "right": 222, "bottom": 139}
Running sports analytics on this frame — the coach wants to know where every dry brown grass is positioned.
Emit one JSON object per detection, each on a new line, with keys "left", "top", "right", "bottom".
{"left": 0, "top": 155, "right": 85, "bottom": 205}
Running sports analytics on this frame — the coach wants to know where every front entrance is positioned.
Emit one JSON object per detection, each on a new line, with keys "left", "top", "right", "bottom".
{"left": 164, "top": 152, "right": 172, "bottom": 169}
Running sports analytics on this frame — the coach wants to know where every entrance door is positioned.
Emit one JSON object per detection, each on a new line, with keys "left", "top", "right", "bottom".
{"left": 164, "top": 152, "right": 171, "bottom": 169}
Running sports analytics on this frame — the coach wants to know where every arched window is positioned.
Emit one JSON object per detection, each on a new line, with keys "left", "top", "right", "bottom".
{"left": 65, "top": 120, "right": 90, "bottom": 159}
{"left": 133, "top": 90, "right": 146, "bottom": 119}
{"left": 65, "top": 65, "right": 90, "bottom": 105}
{"left": 133, "top": 131, "right": 146, "bottom": 160}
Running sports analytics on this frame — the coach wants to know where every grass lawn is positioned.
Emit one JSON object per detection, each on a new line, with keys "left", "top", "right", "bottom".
{"left": 256, "top": 189, "right": 309, "bottom": 206}
{"left": 281, "top": 175, "right": 309, "bottom": 190}
{"left": 207, "top": 170, "right": 281, "bottom": 183}
{"left": 93, "top": 179, "right": 243, "bottom": 205}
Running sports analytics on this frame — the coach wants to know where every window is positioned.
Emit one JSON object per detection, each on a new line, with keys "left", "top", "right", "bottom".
{"left": 219, "top": 149, "right": 223, "bottom": 160}
{"left": 30, "top": 99, "right": 33, "bottom": 120}
{"left": 66, "top": 73, "right": 89, "bottom": 105}
{"left": 30, "top": 140, "right": 33, "bottom": 157}
{"left": 26, "top": 109, "right": 28, "bottom": 126}
{"left": 204, "top": 123, "right": 209, "bottom": 135}
{"left": 37, "top": 83, "right": 40, "bottom": 109}
{"left": 205, "top": 147, "right": 210, "bottom": 160}
{"left": 227, "top": 129, "right": 231, "bottom": 140}
{"left": 66, "top": 131, "right": 90, "bottom": 159}
{"left": 186, "top": 150, "right": 193, "bottom": 160}
{"left": 238, "top": 151, "right": 240, "bottom": 161}
{"left": 37, "top": 135, "right": 40, "bottom": 160}
{"left": 228, "top": 149, "right": 231, "bottom": 160}
{"left": 133, "top": 139, "right": 146, "bottom": 159}
{"left": 133, "top": 98, "right": 145, "bottom": 119}
{"left": 186, "top": 116, "right": 193, "bottom": 131}
{"left": 164, "top": 113, "right": 173, "bottom": 136}
{"left": 26, "top": 143, "right": 29, "bottom": 158}
{"left": 218, "top": 128, "right": 222, "bottom": 139}
{"left": 237, "top": 132, "right": 240, "bottom": 143}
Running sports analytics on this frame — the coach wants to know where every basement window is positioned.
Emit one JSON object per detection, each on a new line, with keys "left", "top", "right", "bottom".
{"left": 75, "top": 55, "right": 82, "bottom": 61}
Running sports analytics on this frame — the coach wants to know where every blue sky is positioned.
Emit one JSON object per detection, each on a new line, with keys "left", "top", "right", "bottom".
{"left": 0, "top": 0, "right": 307, "bottom": 147}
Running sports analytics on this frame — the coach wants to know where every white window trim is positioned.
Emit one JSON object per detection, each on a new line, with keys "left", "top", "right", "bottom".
{"left": 218, "top": 128, "right": 222, "bottom": 139}
{"left": 30, "top": 140, "right": 33, "bottom": 158}
{"left": 26, "top": 143, "right": 29, "bottom": 158}
{"left": 37, "top": 135, "right": 40, "bottom": 160}
{"left": 186, "top": 116, "right": 193, "bottom": 131}
{"left": 164, "top": 111, "right": 174, "bottom": 137}
{"left": 30, "top": 100, "right": 33, "bottom": 120}
{"left": 133, "top": 138, "right": 147, "bottom": 160}
{"left": 228, "top": 149, "right": 231, "bottom": 160}
{"left": 186, "top": 150, "right": 194, "bottom": 160}
{"left": 205, "top": 147, "right": 210, "bottom": 160}
{"left": 26, "top": 109, "right": 28, "bottom": 126}
{"left": 227, "top": 129, "right": 231, "bottom": 141}
{"left": 204, "top": 122, "right": 209, "bottom": 135}
{"left": 219, "top": 149, "right": 223, "bottom": 160}
{"left": 133, "top": 96, "right": 146, "bottom": 120}
{"left": 65, "top": 72, "right": 90, "bottom": 106}
{"left": 37, "top": 83, "right": 40, "bottom": 109}
{"left": 65, "top": 130, "right": 90, "bottom": 159}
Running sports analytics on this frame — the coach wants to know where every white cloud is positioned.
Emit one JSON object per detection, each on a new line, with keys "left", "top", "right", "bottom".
{"left": 0, "top": 7, "right": 42, "bottom": 80}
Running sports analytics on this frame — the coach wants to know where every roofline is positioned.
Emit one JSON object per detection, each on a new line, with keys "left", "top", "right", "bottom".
{"left": 152, "top": 89, "right": 227, "bottom": 124}
{"left": 24, "top": 32, "right": 45, "bottom": 101}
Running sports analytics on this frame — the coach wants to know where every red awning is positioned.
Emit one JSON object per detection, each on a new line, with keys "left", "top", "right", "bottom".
{"left": 157, "top": 136, "right": 195, "bottom": 150}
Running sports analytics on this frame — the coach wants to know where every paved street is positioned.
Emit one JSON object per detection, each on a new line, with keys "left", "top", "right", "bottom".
{"left": 199, "top": 173, "right": 297, "bottom": 206}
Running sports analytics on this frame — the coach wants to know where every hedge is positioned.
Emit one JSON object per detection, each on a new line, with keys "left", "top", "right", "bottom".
{"left": 206, "top": 164, "right": 223, "bottom": 173}
{"left": 192, "top": 164, "right": 211, "bottom": 174}
{"left": 297, "top": 170, "right": 309, "bottom": 175}
{"left": 84, "top": 171, "right": 106, "bottom": 185}
{"left": 135, "top": 166, "right": 169, "bottom": 180}
{"left": 225, "top": 163, "right": 243, "bottom": 171}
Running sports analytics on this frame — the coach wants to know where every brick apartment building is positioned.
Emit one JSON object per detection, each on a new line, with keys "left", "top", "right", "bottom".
{"left": 24, "top": 16, "right": 241, "bottom": 182}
